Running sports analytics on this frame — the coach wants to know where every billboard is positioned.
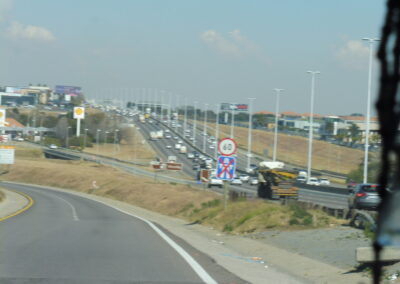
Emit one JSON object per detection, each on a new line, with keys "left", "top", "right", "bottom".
{"left": 55, "top": 85, "right": 82, "bottom": 95}
{"left": 0, "top": 146, "right": 15, "bottom": 164}
{"left": 220, "top": 103, "right": 248, "bottom": 112}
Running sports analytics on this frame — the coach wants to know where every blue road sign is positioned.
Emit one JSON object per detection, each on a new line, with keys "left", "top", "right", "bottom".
{"left": 216, "top": 156, "right": 236, "bottom": 180}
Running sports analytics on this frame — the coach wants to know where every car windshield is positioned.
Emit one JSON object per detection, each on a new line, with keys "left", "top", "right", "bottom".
{"left": 0, "top": 1, "right": 389, "bottom": 283}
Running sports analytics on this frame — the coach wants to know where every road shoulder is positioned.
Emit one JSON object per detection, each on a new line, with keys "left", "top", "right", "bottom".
{"left": 0, "top": 188, "right": 30, "bottom": 220}
{"left": 2, "top": 181, "right": 368, "bottom": 284}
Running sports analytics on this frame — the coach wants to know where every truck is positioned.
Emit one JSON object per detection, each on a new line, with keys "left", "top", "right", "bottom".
{"left": 257, "top": 161, "right": 298, "bottom": 199}
{"left": 156, "top": 130, "right": 164, "bottom": 139}
{"left": 179, "top": 145, "right": 187, "bottom": 154}
{"left": 168, "top": 155, "right": 177, "bottom": 163}
{"left": 150, "top": 131, "right": 158, "bottom": 140}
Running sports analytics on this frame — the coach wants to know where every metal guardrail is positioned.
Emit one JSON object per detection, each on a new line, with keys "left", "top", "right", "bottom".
{"left": 298, "top": 188, "right": 348, "bottom": 210}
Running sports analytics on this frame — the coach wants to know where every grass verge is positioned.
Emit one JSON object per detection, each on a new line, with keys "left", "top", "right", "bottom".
{"left": 2, "top": 146, "right": 345, "bottom": 233}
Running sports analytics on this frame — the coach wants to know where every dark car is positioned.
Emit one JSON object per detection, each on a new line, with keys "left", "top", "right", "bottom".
{"left": 192, "top": 164, "right": 200, "bottom": 171}
{"left": 348, "top": 183, "right": 381, "bottom": 210}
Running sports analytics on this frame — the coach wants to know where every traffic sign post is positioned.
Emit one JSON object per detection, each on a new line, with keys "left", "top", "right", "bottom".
{"left": 218, "top": 138, "right": 237, "bottom": 156}
{"left": 216, "top": 154, "right": 237, "bottom": 211}
{"left": 216, "top": 156, "right": 236, "bottom": 180}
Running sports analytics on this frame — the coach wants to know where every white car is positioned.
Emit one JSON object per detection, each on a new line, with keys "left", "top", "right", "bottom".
{"left": 319, "top": 178, "right": 331, "bottom": 186}
{"left": 208, "top": 176, "right": 223, "bottom": 188}
{"left": 230, "top": 178, "right": 243, "bottom": 186}
{"left": 187, "top": 153, "right": 194, "bottom": 159}
{"left": 209, "top": 145, "right": 215, "bottom": 149}
{"left": 166, "top": 145, "right": 172, "bottom": 149}
{"left": 307, "top": 177, "right": 320, "bottom": 186}
{"left": 165, "top": 135, "right": 171, "bottom": 139}
{"left": 49, "top": 144, "right": 58, "bottom": 149}
{"left": 249, "top": 177, "right": 259, "bottom": 186}
{"left": 174, "top": 144, "right": 181, "bottom": 150}
{"left": 239, "top": 174, "right": 250, "bottom": 182}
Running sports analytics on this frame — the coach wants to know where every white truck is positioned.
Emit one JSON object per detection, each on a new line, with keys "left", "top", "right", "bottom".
{"left": 150, "top": 131, "right": 158, "bottom": 140}
{"left": 156, "top": 130, "right": 164, "bottom": 139}
{"left": 179, "top": 146, "right": 187, "bottom": 154}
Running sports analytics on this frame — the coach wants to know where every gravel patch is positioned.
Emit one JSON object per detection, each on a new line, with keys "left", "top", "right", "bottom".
{"left": 247, "top": 226, "right": 371, "bottom": 270}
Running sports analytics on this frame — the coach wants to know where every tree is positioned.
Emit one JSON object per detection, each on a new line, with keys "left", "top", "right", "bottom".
{"left": 348, "top": 123, "right": 361, "bottom": 145}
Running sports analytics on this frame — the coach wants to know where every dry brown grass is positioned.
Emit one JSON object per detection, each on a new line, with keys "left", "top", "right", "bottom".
{"left": 0, "top": 189, "right": 4, "bottom": 202}
{"left": 84, "top": 127, "right": 156, "bottom": 162}
{"left": 203, "top": 121, "right": 368, "bottom": 175}
{"left": 3, "top": 153, "right": 217, "bottom": 216}
{"left": 3, "top": 146, "right": 345, "bottom": 232}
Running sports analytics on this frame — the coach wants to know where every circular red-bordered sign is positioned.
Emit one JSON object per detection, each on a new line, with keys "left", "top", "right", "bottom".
{"left": 218, "top": 138, "right": 237, "bottom": 156}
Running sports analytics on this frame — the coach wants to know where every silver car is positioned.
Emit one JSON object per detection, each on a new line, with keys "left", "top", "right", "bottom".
{"left": 348, "top": 183, "right": 381, "bottom": 210}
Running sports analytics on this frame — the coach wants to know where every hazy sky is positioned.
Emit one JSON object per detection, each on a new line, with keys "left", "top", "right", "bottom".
{"left": 0, "top": 0, "right": 385, "bottom": 115}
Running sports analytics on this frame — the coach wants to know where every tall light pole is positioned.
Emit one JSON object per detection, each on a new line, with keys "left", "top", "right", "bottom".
{"left": 160, "top": 90, "right": 164, "bottom": 121}
{"left": 193, "top": 101, "right": 197, "bottom": 147}
{"left": 273, "top": 89, "right": 283, "bottom": 162}
{"left": 96, "top": 129, "right": 101, "bottom": 154}
{"left": 83, "top": 128, "right": 88, "bottom": 149}
{"left": 168, "top": 92, "right": 172, "bottom": 127}
{"left": 184, "top": 98, "right": 188, "bottom": 135}
{"left": 306, "top": 71, "right": 320, "bottom": 183}
{"left": 66, "top": 126, "right": 71, "bottom": 148}
{"left": 114, "top": 129, "right": 119, "bottom": 157}
{"left": 203, "top": 103, "right": 208, "bottom": 152}
{"left": 362, "top": 37, "right": 379, "bottom": 184}
{"left": 215, "top": 104, "right": 220, "bottom": 160}
{"left": 247, "top": 98, "right": 256, "bottom": 169}
{"left": 230, "top": 104, "right": 236, "bottom": 139}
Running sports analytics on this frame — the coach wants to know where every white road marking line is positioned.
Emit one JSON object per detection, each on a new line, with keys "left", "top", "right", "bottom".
{"left": 4, "top": 182, "right": 217, "bottom": 284}
{"left": 89, "top": 198, "right": 217, "bottom": 284}
{"left": 52, "top": 195, "right": 79, "bottom": 221}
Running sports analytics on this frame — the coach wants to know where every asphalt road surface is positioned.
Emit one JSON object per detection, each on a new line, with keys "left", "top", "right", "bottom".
{"left": 0, "top": 183, "right": 244, "bottom": 284}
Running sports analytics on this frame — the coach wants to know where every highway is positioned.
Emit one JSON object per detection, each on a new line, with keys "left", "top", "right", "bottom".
{"left": 0, "top": 182, "right": 237, "bottom": 283}
{"left": 135, "top": 117, "right": 258, "bottom": 195}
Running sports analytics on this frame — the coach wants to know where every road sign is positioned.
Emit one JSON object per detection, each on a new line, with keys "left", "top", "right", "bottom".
{"left": 218, "top": 138, "right": 237, "bottom": 156}
{"left": 0, "top": 145, "right": 15, "bottom": 164}
{"left": 73, "top": 107, "right": 85, "bottom": 119}
{"left": 216, "top": 156, "right": 236, "bottom": 180}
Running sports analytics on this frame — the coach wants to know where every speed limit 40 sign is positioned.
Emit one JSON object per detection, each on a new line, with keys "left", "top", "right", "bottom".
{"left": 218, "top": 138, "right": 237, "bottom": 156}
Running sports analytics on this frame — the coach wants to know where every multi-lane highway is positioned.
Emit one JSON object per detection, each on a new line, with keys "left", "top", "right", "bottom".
{"left": 135, "top": 116, "right": 258, "bottom": 195}
{"left": 0, "top": 182, "right": 245, "bottom": 283}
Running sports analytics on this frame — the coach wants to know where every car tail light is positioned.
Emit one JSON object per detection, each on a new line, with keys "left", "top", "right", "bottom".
{"left": 356, "top": 192, "right": 366, "bottom": 198}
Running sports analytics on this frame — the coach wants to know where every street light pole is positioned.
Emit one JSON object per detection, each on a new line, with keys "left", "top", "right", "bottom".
{"left": 230, "top": 104, "right": 236, "bottom": 139}
{"left": 306, "top": 71, "right": 320, "bottom": 183}
{"left": 215, "top": 104, "right": 220, "bottom": 160}
{"left": 362, "top": 37, "right": 379, "bottom": 184}
{"left": 247, "top": 98, "right": 256, "bottom": 169}
{"left": 66, "top": 126, "right": 71, "bottom": 148}
{"left": 203, "top": 103, "right": 208, "bottom": 152}
{"left": 96, "top": 129, "right": 101, "bottom": 154}
{"left": 114, "top": 129, "right": 119, "bottom": 157}
{"left": 83, "top": 128, "right": 88, "bottom": 149}
{"left": 273, "top": 89, "right": 283, "bottom": 162}
{"left": 184, "top": 98, "right": 187, "bottom": 135}
{"left": 168, "top": 92, "right": 172, "bottom": 127}
{"left": 193, "top": 101, "right": 197, "bottom": 147}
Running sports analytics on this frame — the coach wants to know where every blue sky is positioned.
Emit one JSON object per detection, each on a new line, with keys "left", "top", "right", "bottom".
{"left": 0, "top": 0, "right": 385, "bottom": 114}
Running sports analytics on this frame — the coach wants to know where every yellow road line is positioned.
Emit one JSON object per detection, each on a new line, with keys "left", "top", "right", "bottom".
{"left": 0, "top": 190, "right": 34, "bottom": 222}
